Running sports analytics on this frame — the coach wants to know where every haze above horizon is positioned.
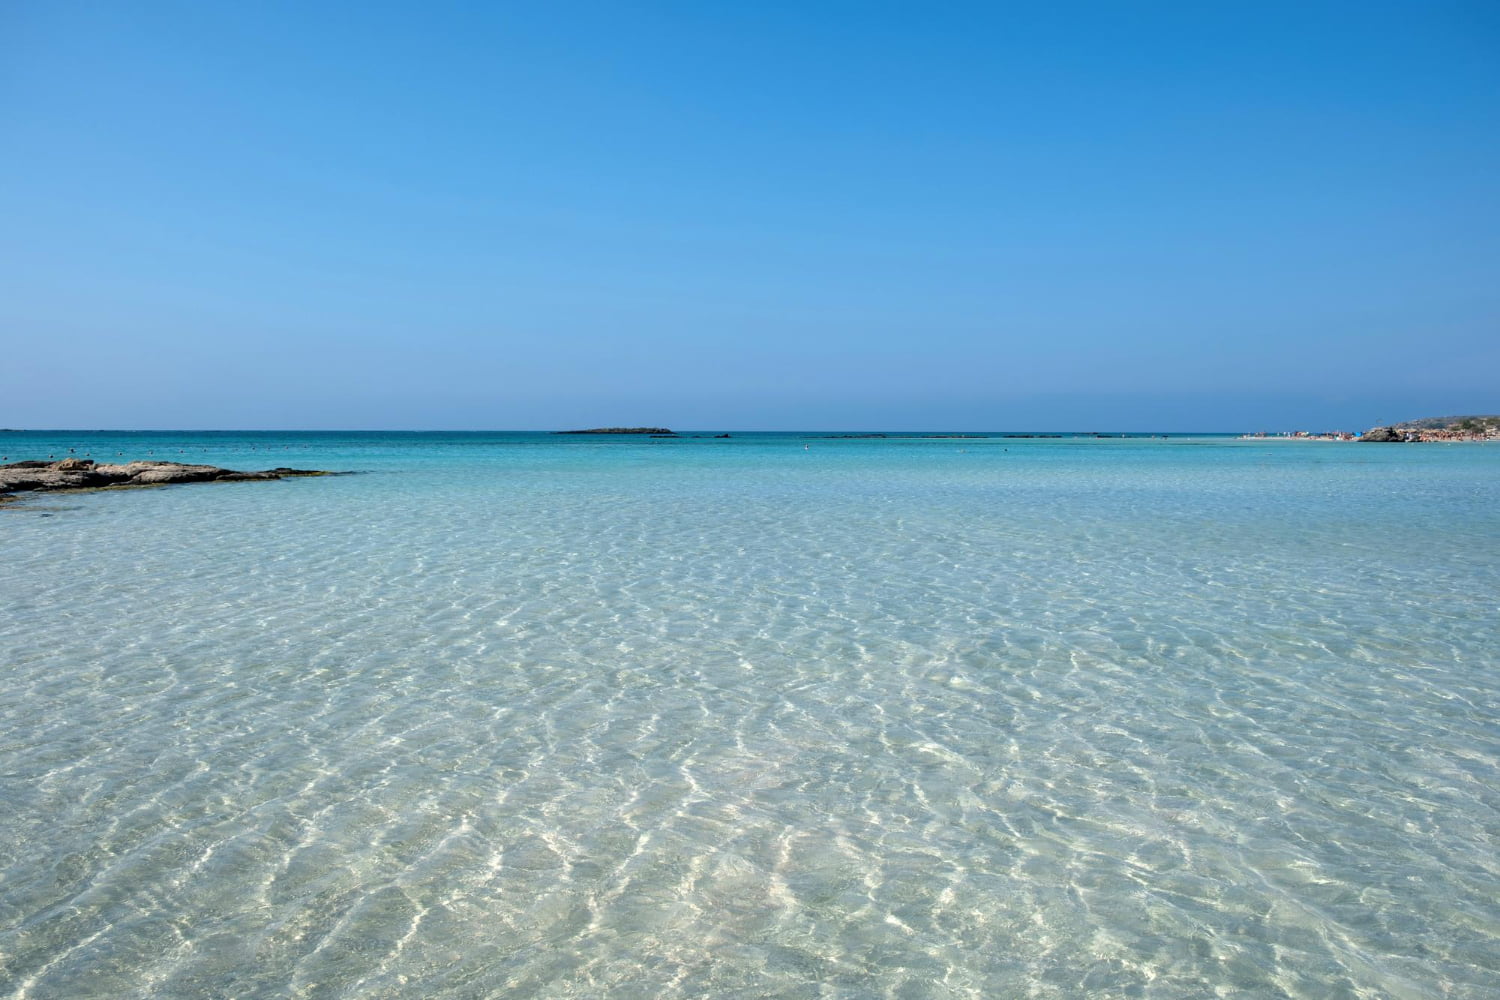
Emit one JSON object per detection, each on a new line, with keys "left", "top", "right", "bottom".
{"left": 3, "top": 2, "right": 1497, "bottom": 432}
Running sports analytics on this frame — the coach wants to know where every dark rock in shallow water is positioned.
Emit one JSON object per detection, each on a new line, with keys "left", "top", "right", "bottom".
{"left": 1360, "top": 426, "right": 1406, "bottom": 442}
{"left": 122, "top": 462, "right": 228, "bottom": 484}
{"left": 0, "top": 460, "right": 332, "bottom": 505}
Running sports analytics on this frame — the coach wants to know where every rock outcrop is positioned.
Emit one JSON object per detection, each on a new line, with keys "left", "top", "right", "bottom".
{"left": 1, "top": 459, "right": 330, "bottom": 504}
{"left": 1361, "top": 416, "right": 1499, "bottom": 442}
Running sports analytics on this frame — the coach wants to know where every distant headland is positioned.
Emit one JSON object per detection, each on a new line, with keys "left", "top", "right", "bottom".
{"left": 1, "top": 459, "right": 332, "bottom": 506}
{"left": 1363, "top": 415, "right": 1500, "bottom": 442}
{"left": 1244, "top": 415, "right": 1500, "bottom": 443}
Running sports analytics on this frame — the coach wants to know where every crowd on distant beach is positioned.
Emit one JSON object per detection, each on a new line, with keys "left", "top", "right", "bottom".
{"left": 1387, "top": 425, "right": 1500, "bottom": 443}
{"left": 1240, "top": 430, "right": 1360, "bottom": 441}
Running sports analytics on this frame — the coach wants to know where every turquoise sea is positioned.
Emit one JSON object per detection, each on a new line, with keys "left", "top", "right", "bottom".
{"left": 2, "top": 431, "right": 1497, "bottom": 999}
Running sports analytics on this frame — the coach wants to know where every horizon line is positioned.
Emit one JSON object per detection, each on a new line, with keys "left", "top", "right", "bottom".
{"left": 3, "top": 427, "right": 1351, "bottom": 436}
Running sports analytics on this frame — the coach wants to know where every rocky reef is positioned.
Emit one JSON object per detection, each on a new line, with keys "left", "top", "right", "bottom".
{"left": 1, "top": 459, "right": 331, "bottom": 505}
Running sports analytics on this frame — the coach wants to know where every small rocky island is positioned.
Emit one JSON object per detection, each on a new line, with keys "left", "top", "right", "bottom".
{"left": 554, "top": 427, "right": 674, "bottom": 435}
{"left": 1, "top": 459, "right": 332, "bottom": 506}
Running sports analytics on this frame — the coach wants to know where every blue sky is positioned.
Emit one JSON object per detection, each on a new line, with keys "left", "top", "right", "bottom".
{"left": 3, "top": 1, "right": 1497, "bottom": 430}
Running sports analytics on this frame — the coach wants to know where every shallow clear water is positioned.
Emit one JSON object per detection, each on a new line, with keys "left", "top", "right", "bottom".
{"left": 2, "top": 432, "right": 1497, "bottom": 998}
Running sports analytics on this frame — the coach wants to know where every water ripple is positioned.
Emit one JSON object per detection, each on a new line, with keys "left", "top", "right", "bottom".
{"left": 2, "top": 436, "right": 1498, "bottom": 997}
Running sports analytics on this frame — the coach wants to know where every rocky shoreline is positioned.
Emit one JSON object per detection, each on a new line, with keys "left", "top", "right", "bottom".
{"left": 1, "top": 459, "right": 332, "bottom": 506}
{"left": 1361, "top": 416, "right": 1500, "bottom": 442}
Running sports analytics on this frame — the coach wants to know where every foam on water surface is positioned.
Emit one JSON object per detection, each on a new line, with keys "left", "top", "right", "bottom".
{"left": 2, "top": 433, "right": 1497, "bottom": 997}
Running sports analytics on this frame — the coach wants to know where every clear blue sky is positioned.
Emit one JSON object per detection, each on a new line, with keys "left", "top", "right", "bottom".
{"left": 3, "top": 1, "right": 1497, "bottom": 430}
